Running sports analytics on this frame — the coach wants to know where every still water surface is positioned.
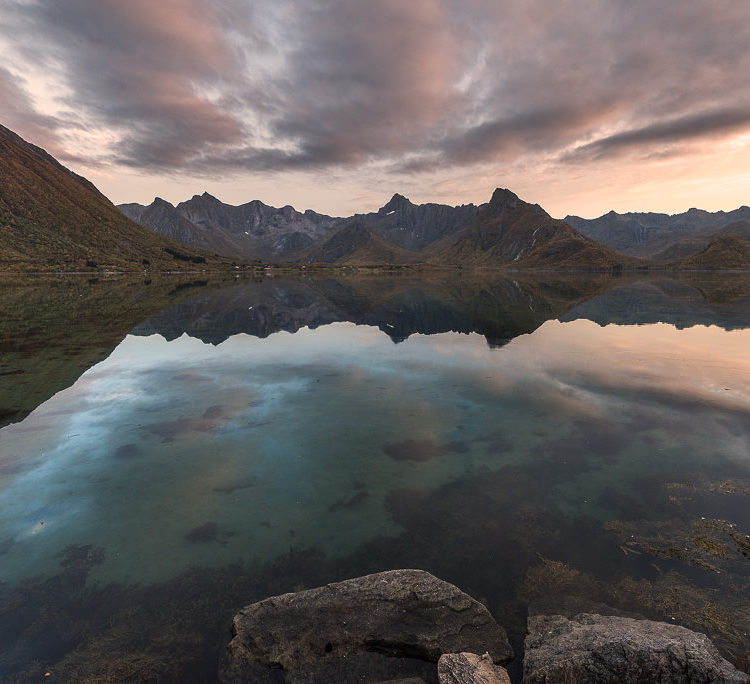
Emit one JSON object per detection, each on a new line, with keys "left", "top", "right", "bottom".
{"left": 1, "top": 274, "right": 749, "bottom": 681}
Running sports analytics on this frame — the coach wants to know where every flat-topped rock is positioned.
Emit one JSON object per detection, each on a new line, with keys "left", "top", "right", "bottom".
{"left": 438, "top": 652, "right": 511, "bottom": 683}
{"left": 220, "top": 569, "right": 512, "bottom": 682}
{"left": 524, "top": 613, "right": 748, "bottom": 683}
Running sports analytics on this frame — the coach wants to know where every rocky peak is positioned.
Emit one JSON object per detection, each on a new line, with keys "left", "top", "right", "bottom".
{"left": 151, "top": 197, "right": 175, "bottom": 209}
{"left": 488, "top": 188, "right": 520, "bottom": 210}
{"left": 184, "top": 191, "right": 220, "bottom": 206}
{"left": 381, "top": 193, "right": 412, "bottom": 213}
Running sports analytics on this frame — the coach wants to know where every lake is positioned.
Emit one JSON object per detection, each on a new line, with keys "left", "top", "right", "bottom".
{"left": 1, "top": 272, "right": 749, "bottom": 682}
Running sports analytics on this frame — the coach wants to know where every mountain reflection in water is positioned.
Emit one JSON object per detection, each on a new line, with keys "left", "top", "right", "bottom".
{"left": 0, "top": 272, "right": 749, "bottom": 683}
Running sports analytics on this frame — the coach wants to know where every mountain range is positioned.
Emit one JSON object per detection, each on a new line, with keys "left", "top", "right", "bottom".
{"left": 120, "top": 187, "right": 639, "bottom": 270}
{"left": 566, "top": 207, "right": 750, "bottom": 259}
{"left": 120, "top": 187, "right": 750, "bottom": 270}
{"left": 1, "top": 121, "right": 749, "bottom": 272}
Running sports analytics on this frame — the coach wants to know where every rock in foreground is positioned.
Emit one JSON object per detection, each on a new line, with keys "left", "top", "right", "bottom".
{"left": 524, "top": 613, "right": 748, "bottom": 683}
{"left": 438, "top": 652, "right": 511, "bottom": 683}
{"left": 220, "top": 569, "right": 512, "bottom": 682}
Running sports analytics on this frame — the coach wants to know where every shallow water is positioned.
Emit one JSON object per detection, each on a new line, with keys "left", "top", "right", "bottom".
{"left": 1, "top": 273, "right": 749, "bottom": 681}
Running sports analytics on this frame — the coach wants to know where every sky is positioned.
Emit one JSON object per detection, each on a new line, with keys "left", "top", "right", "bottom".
{"left": 1, "top": 0, "right": 750, "bottom": 218}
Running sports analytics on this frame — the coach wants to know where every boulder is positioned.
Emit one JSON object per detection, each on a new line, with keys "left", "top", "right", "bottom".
{"left": 438, "top": 652, "right": 511, "bottom": 683}
{"left": 220, "top": 569, "right": 512, "bottom": 682}
{"left": 523, "top": 613, "right": 748, "bottom": 683}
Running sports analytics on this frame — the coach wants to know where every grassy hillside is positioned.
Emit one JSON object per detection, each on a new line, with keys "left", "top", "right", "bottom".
{"left": 674, "top": 233, "right": 750, "bottom": 270}
{"left": 0, "top": 124, "right": 233, "bottom": 271}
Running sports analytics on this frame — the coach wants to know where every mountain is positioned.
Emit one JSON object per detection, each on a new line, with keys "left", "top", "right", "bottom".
{"left": 673, "top": 233, "right": 750, "bottom": 270}
{"left": 649, "top": 220, "right": 750, "bottom": 262}
{"left": 121, "top": 188, "right": 630, "bottom": 270}
{"left": 118, "top": 197, "right": 240, "bottom": 256}
{"left": 0, "top": 124, "right": 227, "bottom": 271}
{"left": 432, "top": 188, "right": 635, "bottom": 269}
{"left": 304, "top": 220, "right": 422, "bottom": 264}
{"left": 120, "top": 192, "right": 479, "bottom": 262}
{"left": 566, "top": 206, "right": 750, "bottom": 258}
{"left": 350, "top": 193, "right": 479, "bottom": 251}
{"left": 120, "top": 193, "right": 340, "bottom": 262}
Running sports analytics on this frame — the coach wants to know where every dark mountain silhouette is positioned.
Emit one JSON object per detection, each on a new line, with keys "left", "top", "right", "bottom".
{"left": 567, "top": 206, "right": 750, "bottom": 258}
{"left": 0, "top": 124, "right": 227, "bottom": 271}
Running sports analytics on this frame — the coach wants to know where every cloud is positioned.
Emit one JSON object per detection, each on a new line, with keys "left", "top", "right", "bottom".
{"left": 0, "top": 66, "right": 67, "bottom": 157}
{"left": 567, "top": 108, "right": 750, "bottom": 162}
{"left": 2, "top": 0, "right": 750, "bottom": 178}
{"left": 4, "top": 0, "right": 249, "bottom": 168}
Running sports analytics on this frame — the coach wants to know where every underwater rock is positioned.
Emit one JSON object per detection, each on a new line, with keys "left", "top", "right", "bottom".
{"left": 220, "top": 569, "right": 513, "bottom": 682}
{"left": 114, "top": 443, "right": 139, "bottom": 459}
{"left": 437, "top": 652, "right": 511, "bottom": 684}
{"left": 184, "top": 522, "right": 218, "bottom": 543}
{"left": 523, "top": 613, "right": 748, "bottom": 683}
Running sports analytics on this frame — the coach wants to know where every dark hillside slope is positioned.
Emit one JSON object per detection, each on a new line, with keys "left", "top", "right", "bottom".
{"left": 0, "top": 124, "right": 227, "bottom": 271}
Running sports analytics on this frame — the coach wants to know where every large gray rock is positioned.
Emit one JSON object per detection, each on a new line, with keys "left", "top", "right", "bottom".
{"left": 220, "top": 569, "right": 512, "bottom": 682}
{"left": 524, "top": 613, "right": 748, "bottom": 683}
{"left": 438, "top": 652, "right": 511, "bottom": 683}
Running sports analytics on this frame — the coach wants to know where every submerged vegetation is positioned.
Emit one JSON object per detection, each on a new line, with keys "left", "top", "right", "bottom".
{"left": 3, "top": 465, "right": 749, "bottom": 681}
